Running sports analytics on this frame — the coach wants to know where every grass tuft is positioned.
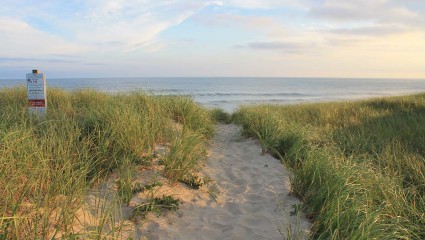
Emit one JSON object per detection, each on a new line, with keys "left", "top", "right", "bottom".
{"left": 162, "top": 130, "right": 207, "bottom": 182}
{"left": 209, "top": 108, "right": 232, "bottom": 124}
{"left": 179, "top": 174, "right": 212, "bottom": 189}
{"left": 131, "top": 195, "right": 181, "bottom": 219}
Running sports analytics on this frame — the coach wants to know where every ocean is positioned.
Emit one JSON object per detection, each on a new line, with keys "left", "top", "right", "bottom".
{"left": 1, "top": 77, "right": 425, "bottom": 112}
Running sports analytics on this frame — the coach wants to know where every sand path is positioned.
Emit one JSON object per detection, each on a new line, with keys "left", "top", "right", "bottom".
{"left": 139, "top": 124, "right": 311, "bottom": 239}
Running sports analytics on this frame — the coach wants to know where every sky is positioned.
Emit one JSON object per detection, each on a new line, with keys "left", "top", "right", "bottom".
{"left": 1, "top": 0, "right": 425, "bottom": 79}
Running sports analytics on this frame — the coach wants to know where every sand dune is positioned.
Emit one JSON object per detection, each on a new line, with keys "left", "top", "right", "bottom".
{"left": 138, "top": 124, "right": 311, "bottom": 239}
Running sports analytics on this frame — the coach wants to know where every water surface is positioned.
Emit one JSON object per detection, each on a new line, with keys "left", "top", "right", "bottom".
{"left": 2, "top": 77, "right": 425, "bottom": 112}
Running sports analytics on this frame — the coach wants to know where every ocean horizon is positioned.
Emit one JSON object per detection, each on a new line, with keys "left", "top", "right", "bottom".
{"left": 2, "top": 77, "right": 425, "bottom": 112}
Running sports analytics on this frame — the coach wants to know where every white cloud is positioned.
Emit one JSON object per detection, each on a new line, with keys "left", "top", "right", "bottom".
{"left": 308, "top": 0, "right": 425, "bottom": 28}
{"left": 0, "top": 18, "right": 87, "bottom": 57}
{"left": 0, "top": 0, "right": 223, "bottom": 56}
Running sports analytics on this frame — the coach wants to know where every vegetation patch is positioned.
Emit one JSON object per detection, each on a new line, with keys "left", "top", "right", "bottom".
{"left": 131, "top": 195, "right": 181, "bottom": 219}
{"left": 0, "top": 87, "right": 213, "bottom": 238}
{"left": 209, "top": 108, "right": 232, "bottom": 124}
{"left": 179, "top": 174, "right": 212, "bottom": 189}
{"left": 134, "top": 181, "right": 164, "bottom": 193}
{"left": 162, "top": 130, "right": 207, "bottom": 181}
{"left": 234, "top": 93, "right": 425, "bottom": 239}
{"left": 116, "top": 177, "right": 164, "bottom": 205}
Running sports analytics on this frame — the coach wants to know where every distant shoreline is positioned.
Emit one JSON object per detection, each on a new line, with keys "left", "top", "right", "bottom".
{"left": 2, "top": 77, "right": 425, "bottom": 112}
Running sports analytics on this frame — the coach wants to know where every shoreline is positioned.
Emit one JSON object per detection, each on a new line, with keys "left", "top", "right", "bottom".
{"left": 2, "top": 78, "right": 425, "bottom": 113}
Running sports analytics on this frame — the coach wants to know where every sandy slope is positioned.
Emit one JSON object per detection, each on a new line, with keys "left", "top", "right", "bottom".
{"left": 138, "top": 124, "right": 311, "bottom": 239}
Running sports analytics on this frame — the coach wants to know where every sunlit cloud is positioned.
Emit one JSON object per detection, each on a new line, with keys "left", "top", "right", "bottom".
{"left": 238, "top": 41, "right": 315, "bottom": 54}
{"left": 308, "top": 0, "right": 425, "bottom": 29}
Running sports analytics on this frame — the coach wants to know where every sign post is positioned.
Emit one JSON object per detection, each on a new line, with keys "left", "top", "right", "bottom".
{"left": 26, "top": 69, "right": 47, "bottom": 117}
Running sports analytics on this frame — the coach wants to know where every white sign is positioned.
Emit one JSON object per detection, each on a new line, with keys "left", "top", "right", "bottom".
{"left": 26, "top": 73, "right": 46, "bottom": 99}
{"left": 26, "top": 71, "right": 47, "bottom": 116}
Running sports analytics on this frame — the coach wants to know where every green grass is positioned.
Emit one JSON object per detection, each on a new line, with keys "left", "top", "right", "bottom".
{"left": 162, "top": 129, "right": 208, "bottom": 181}
{"left": 131, "top": 195, "right": 181, "bottom": 219}
{"left": 0, "top": 86, "right": 213, "bottom": 239}
{"left": 234, "top": 93, "right": 425, "bottom": 239}
{"left": 209, "top": 108, "right": 232, "bottom": 124}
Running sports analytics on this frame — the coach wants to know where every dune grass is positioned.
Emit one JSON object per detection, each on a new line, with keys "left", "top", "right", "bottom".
{"left": 209, "top": 108, "right": 232, "bottom": 124}
{"left": 0, "top": 86, "right": 213, "bottom": 239}
{"left": 234, "top": 93, "right": 425, "bottom": 239}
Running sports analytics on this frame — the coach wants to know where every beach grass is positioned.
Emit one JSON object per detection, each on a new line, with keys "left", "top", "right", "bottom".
{"left": 234, "top": 93, "right": 425, "bottom": 239}
{"left": 0, "top": 86, "right": 213, "bottom": 239}
{"left": 209, "top": 108, "right": 232, "bottom": 124}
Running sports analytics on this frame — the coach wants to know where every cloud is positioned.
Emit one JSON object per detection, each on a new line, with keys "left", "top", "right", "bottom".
{"left": 0, "top": 57, "right": 79, "bottom": 64}
{"left": 74, "top": 0, "right": 225, "bottom": 52}
{"left": 222, "top": 0, "right": 307, "bottom": 9}
{"left": 309, "top": 1, "right": 378, "bottom": 21}
{"left": 308, "top": 0, "right": 425, "bottom": 28}
{"left": 0, "top": 0, "right": 223, "bottom": 55}
{"left": 192, "top": 13, "right": 279, "bottom": 30}
{"left": 237, "top": 41, "right": 316, "bottom": 54}
{"left": 302, "top": 0, "right": 425, "bottom": 49}
{"left": 328, "top": 24, "right": 408, "bottom": 36}
{"left": 0, "top": 17, "right": 88, "bottom": 57}
{"left": 247, "top": 41, "right": 301, "bottom": 49}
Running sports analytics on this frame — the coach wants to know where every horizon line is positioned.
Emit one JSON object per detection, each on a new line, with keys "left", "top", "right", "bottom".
{"left": 2, "top": 76, "right": 425, "bottom": 80}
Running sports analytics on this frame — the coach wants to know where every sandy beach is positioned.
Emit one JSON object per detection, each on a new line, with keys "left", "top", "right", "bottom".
{"left": 135, "top": 124, "right": 311, "bottom": 239}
